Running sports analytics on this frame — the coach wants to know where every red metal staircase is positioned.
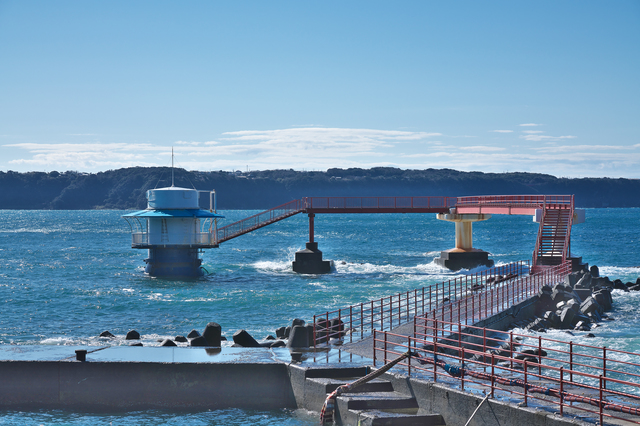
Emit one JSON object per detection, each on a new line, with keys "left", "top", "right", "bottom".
{"left": 532, "top": 199, "right": 574, "bottom": 273}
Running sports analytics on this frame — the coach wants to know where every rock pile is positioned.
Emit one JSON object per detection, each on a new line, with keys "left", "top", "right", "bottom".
{"left": 511, "top": 265, "right": 639, "bottom": 333}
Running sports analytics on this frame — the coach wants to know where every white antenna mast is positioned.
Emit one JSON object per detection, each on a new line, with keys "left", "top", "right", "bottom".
{"left": 171, "top": 147, "right": 175, "bottom": 187}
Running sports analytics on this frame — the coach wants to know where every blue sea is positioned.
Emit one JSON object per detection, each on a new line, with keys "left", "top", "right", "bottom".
{"left": 0, "top": 208, "right": 639, "bottom": 425}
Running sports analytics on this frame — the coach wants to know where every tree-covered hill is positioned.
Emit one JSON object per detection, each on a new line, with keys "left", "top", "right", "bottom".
{"left": 0, "top": 167, "right": 637, "bottom": 210}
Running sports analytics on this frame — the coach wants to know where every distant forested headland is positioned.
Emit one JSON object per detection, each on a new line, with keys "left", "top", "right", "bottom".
{"left": 0, "top": 167, "right": 638, "bottom": 210}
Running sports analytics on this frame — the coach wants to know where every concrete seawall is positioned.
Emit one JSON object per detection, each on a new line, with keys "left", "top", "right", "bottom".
{"left": 0, "top": 343, "right": 595, "bottom": 426}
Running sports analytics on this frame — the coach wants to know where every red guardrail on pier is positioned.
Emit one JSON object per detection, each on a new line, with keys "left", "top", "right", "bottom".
{"left": 312, "top": 261, "right": 534, "bottom": 345}
{"left": 303, "top": 196, "right": 456, "bottom": 214}
{"left": 373, "top": 319, "right": 640, "bottom": 425}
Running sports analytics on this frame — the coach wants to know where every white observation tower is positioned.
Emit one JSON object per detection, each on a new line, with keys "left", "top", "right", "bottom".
{"left": 123, "top": 160, "right": 224, "bottom": 277}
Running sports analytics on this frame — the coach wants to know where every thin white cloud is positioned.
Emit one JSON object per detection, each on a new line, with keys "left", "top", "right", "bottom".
{"left": 491, "top": 130, "right": 513, "bottom": 133}
{"left": 519, "top": 123, "right": 543, "bottom": 127}
{"left": 4, "top": 127, "right": 640, "bottom": 178}
{"left": 520, "top": 134, "right": 576, "bottom": 142}
{"left": 531, "top": 144, "right": 632, "bottom": 153}
{"left": 464, "top": 146, "right": 506, "bottom": 152}
{"left": 522, "top": 130, "right": 544, "bottom": 134}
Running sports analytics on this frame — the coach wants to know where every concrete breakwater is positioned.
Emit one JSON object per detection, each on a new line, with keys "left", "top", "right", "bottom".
{"left": 3, "top": 264, "right": 638, "bottom": 425}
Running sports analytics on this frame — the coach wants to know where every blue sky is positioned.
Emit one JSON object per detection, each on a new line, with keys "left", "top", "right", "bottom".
{"left": 1, "top": 1, "right": 638, "bottom": 177}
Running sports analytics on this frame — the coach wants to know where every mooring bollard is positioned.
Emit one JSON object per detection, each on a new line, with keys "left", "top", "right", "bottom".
{"left": 75, "top": 349, "right": 87, "bottom": 362}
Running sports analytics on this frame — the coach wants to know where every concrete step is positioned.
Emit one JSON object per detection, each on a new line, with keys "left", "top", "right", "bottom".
{"left": 337, "top": 391, "right": 419, "bottom": 411}
{"left": 351, "top": 410, "right": 446, "bottom": 426}
{"left": 304, "top": 366, "right": 370, "bottom": 379}
{"left": 306, "top": 377, "right": 394, "bottom": 394}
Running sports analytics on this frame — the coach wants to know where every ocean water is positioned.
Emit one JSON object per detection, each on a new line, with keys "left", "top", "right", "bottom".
{"left": 0, "top": 208, "right": 638, "bottom": 424}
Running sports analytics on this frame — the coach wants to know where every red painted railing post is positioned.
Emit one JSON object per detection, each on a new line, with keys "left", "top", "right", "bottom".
{"left": 384, "top": 331, "right": 388, "bottom": 364}
{"left": 491, "top": 353, "right": 495, "bottom": 398}
{"left": 349, "top": 305, "right": 353, "bottom": 343}
{"left": 361, "top": 303, "right": 364, "bottom": 339}
{"left": 373, "top": 329, "right": 377, "bottom": 367}
{"left": 313, "top": 314, "right": 317, "bottom": 348}
{"left": 560, "top": 367, "right": 564, "bottom": 416}
{"left": 603, "top": 346, "right": 607, "bottom": 389}
{"left": 408, "top": 335, "right": 412, "bottom": 376}
{"left": 599, "top": 375, "right": 604, "bottom": 426}
{"left": 461, "top": 347, "right": 465, "bottom": 391}
{"left": 524, "top": 360, "right": 528, "bottom": 406}
{"left": 569, "top": 341, "right": 573, "bottom": 382}
{"left": 538, "top": 336, "right": 542, "bottom": 375}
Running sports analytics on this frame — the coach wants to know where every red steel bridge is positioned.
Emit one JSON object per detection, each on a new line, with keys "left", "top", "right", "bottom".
{"left": 214, "top": 195, "right": 576, "bottom": 273}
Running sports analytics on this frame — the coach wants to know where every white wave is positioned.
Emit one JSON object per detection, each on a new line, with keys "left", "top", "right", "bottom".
{"left": 599, "top": 266, "right": 640, "bottom": 280}
{"left": 145, "top": 292, "right": 172, "bottom": 301}
{"left": 308, "top": 282, "right": 328, "bottom": 290}
{"left": 252, "top": 260, "right": 293, "bottom": 273}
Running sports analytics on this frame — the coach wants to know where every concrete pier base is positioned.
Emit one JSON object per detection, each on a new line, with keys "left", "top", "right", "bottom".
{"left": 434, "top": 248, "right": 494, "bottom": 270}
{"left": 435, "top": 212, "right": 493, "bottom": 271}
{"left": 292, "top": 242, "right": 332, "bottom": 274}
{"left": 144, "top": 247, "right": 203, "bottom": 277}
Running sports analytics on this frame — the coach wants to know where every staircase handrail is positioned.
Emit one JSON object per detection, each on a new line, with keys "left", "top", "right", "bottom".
{"left": 216, "top": 199, "right": 304, "bottom": 243}
{"left": 562, "top": 195, "right": 575, "bottom": 261}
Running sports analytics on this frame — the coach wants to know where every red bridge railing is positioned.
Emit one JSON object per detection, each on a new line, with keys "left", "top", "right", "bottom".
{"left": 456, "top": 194, "right": 573, "bottom": 208}
{"left": 302, "top": 196, "right": 456, "bottom": 213}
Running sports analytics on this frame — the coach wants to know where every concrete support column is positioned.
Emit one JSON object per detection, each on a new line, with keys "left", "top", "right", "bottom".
{"left": 455, "top": 220, "right": 474, "bottom": 251}
{"left": 292, "top": 213, "right": 332, "bottom": 274}
{"left": 434, "top": 213, "right": 494, "bottom": 271}
{"left": 308, "top": 213, "right": 315, "bottom": 244}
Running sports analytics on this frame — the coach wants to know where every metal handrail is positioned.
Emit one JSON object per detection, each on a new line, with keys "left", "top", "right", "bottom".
{"left": 374, "top": 317, "right": 640, "bottom": 425}
{"left": 312, "top": 261, "right": 533, "bottom": 345}
{"left": 215, "top": 199, "right": 304, "bottom": 243}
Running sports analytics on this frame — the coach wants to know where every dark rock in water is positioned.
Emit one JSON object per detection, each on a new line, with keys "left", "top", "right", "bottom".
{"left": 275, "top": 326, "right": 287, "bottom": 339}
{"left": 613, "top": 279, "right": 628, "bottom": 291}
{"left": 552, "top": 287, "right": 570, "bottom": 303}
{"left": 130, "top": 342, "right": 143, "bottom": 347}
{"left": 284, "top": 326, "right": 291, "bottom": 339}
{"left": 314, "top": 319, "right": 330, "bottom": 344}
{"left": 629, "top": 284, "right": 640, "bottom": 291}
{"left": 564, "top": 330, "right": 575, "bottom": 336}
{"left": 265, "top": 335, "right": 275, "bottom": 340}
{"left": 575, "top": 274, "right": 592, "bottom": 289}
{"left": 174, "top": 335, "right": 188, "bottom": 343}
{"left": 221, "top": 336, "right": 227, "bottom": 341}
{"left": 543, "top": 311, "right": 559, "bottom": 328}
{"left": 574, "top": 321, "right": 590, "bottom": 331}
{"left": 190, "top": 336, "right": 207, "bottom": 347}
{"left": 565, "top": 272, "right": 583, "bottom": 288}
{"left": 269, "top": 340, "right": 286, "bottom": 348}
{"left": 305, "top": 324, "right": 315, "bottom": 346}
{"left": 203, "top": 322, "right": 222, "bottom": 347}
{"left": 580, "top": 296, "right": 601, "bottom": 315}
{"left": 560, "top": 307, "right": 577, "bottom": 329}
{"left": 287, "top": 325, "right": 309, "bottom": 348}
{"left": 161, "top": 339, "right": 177, "bottom": 347}
{"left": 187, "top": 329, "right": 201, "bottom": 339}
{"left": 233, "top": 329, "right": 260, "bottom": 348}
{"left": 125, "top": 330, "right": 140, "bottom": 340}
{"left": 291, "top": 318, "right": 305, "bottom": 328}
{"left": 586, "top": 333, "right": 596, "bottom": 338}
{"left": 99, "top": 331, "right": 115, "bottom": 338}
{"left": 330, "top": 318, "right": 345, "bottom": 339}
{"left": 590, "top": 265, "right": 600, "bottom": 278}
{"left": 539, "top": 285, "right": 552, "bottom": 295}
